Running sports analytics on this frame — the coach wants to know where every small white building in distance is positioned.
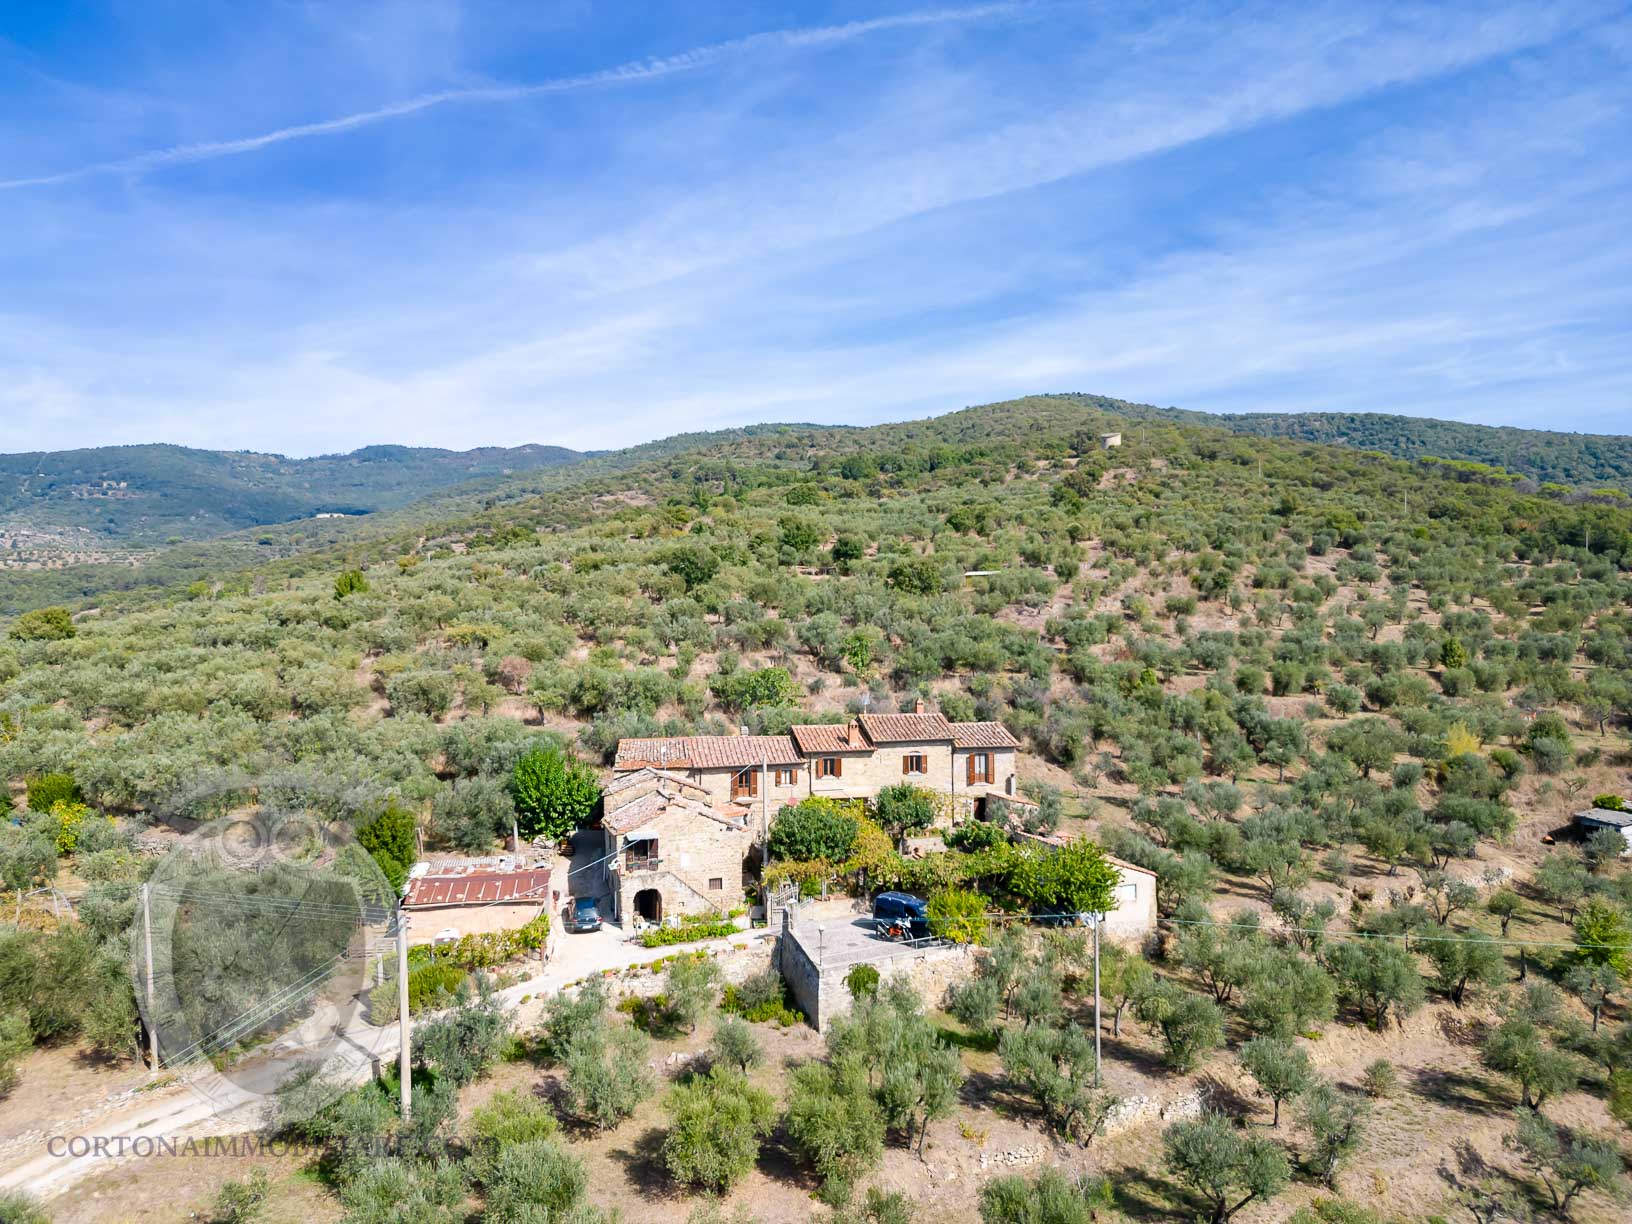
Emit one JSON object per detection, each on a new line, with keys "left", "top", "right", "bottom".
{"left": 1574, "top": 808, "right": 1632, "bottom": 856}
{"left": 1100, "top": 432, "right": 1123, "bottom": 449}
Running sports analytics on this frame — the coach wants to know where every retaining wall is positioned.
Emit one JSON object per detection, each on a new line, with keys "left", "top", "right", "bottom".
{"left": 780, "top": 924, "right": 978, "bottom": 1031}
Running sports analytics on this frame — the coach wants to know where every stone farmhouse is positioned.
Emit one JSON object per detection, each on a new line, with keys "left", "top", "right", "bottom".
{"left": 597, "top": 703, "right": 1022, "bottom": 927}
{"left": 595, "top": 767, "right": 756, "bottom": 928}
{"left": 613, "top": 701, "right": 1022, "bottom": 819}
{"left": 597, "top": 703, "right": 1157, "bottom": 941}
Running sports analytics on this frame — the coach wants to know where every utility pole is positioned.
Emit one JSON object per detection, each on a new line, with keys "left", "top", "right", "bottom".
{"left": 1090, "top": 913, "right": 1103, "bottom": 1090}
{"left": 141, "top": 883, "right": 160, "bottom": 1069}
{"left": 396, "top": 906, "right": 412, "bottom": 1123}
{"left": 760, "top": 755, "right": 770, "bottom": 868}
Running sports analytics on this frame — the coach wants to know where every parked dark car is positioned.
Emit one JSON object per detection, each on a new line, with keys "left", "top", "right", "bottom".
{"left": 566, "top": 896, "right": 602, "bottom": 933}
{"left": 872, "top": 891, "right": 930, "bottom": 941}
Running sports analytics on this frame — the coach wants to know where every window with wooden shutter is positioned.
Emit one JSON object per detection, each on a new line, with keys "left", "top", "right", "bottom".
{"left": 965, "top": 753, "right": 976, "bottom": 785}
{"left": 902, "top": 753, "right": 926, "bottom": 775}
{"left": 817, "top": 756, "right": 842, "bottom": 779}
{"left": 731, "top": 768, "right": 757, "bottom": 800}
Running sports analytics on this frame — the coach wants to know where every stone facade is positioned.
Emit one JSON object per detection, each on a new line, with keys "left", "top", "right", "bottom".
{"left": 612, "top": 704, "right": 1022, "bottom": 828}
{"left": 600, "top": 778, "right": 754, "bottom": 926}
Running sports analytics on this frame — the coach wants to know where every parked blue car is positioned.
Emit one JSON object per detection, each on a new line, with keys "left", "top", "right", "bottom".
{"left": 566, "top": 896, "right": 602, "bottom": 933}
{"left": 872, "top": 891, "right": 930, "bottom": 941}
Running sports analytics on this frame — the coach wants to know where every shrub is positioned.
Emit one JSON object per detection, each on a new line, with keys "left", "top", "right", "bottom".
{"left": 333, "top": 569, "right": 369, "bottom": 600}
{"left": 538, "top": 980, "right": 608, "bottom": 1062}
{"left": 769, "top": 798, "right": 859, "bottom": 863}
{"left": 946, "top": 820, "right": 1007, "bottom": 852}
{"left": 411, "top": 987, "right": 510, "bottom": 1087}
{"left": 562, "top": 1024, "right": 653, "bottom": 1130}
{"left": 0, "top": 1009, "right": 32, "bottom": 1097}
{"left": 481, "top": 1139, "right": 596, "bottom": 1223}
{"left": 25, "top": 772, "right": 80, "bottom": 813}
{"left": 368, "top": 963, "right": 467, "bottom": 1023}
{"left": 639, "top": 917, "right": 739, "bottom": 948}
{"left": 210, "top": 1169, "right": 270, "bottom": 1223}
{"left": 8, "top": 607, "right": 74, "bottom": 641}
{"left": 845, "top": 963, "right": 880, "bottom": 1001}
{"left": 469, "top": 1087, "right": 558, "bottom": 1154}
{"left": 1593, "top": 794, "right": 1627, "bottom": 811}
{"left": 927, "top": 888, "right": 989, "bottom": 944}
{"left": 1360, "top": 1058, "right": 1397, "bottom": 1098}
{"left": 785, "top": 1058, "right": 886, "bottom": 1205}
{"left": 979, "top": 1168, "right": 1114, "bottom": 1223}
{"left": 338, "top": 1158, "right": 466, "bottom": 1224}
{"left": 710, "top": 1014, "right": 762, "bottom": 1073}
{"left": 887, "top": 557, "right": 945, "bottom": 596}
{"left": 664, "top": 955, "right": 723, "bottom": 1033}
{"left": 0, "top": 1192, "right": 53, "bottom": 1224}
{"left": 661, "top": 1066, "right": 777, "bottom": 1192}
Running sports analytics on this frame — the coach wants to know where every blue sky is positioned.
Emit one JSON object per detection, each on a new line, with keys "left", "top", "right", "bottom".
{"left": 1, "top": 1, "right": 1628, "bottom": 456}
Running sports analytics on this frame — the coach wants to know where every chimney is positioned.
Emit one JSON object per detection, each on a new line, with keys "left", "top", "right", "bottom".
{"left": 913, "top": 697, "right": 926, "bottom": 715}
{"left": 848, "top": 720, "right": 864, "bottom": 748}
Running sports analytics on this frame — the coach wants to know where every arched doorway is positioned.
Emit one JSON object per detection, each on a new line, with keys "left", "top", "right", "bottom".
{"left": 634, "top": 888, "right": 663, "bottom": 924}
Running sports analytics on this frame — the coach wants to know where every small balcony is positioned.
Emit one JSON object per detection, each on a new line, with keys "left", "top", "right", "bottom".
{"left": 622, "top": 855, "right": 663, "bottom": 875}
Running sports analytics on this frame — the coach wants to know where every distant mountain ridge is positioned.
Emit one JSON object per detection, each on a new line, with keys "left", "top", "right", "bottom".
{"left": 1173, "top": 410, "right": 1632, "bottom": 492}
{"left": 0, "top": 441, "right": 586, "bottom": 547}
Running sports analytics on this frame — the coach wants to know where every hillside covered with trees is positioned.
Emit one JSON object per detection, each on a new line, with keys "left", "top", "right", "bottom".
{"left": 3, "top": 394, "right": 1632, "bottom": 1221}
{"left": 1201, "top": 411, "right": 1632, "bottom": 493}
{"left": 0, "top": 440, "right": 586, "bottom": 550}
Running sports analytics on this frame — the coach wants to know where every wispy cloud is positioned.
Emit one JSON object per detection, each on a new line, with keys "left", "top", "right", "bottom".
{"left": 0, "top": 3, "right": 1020, "bottom": 190}
{"left": 0, "top": 1, "right": 1626, "bottom": 453}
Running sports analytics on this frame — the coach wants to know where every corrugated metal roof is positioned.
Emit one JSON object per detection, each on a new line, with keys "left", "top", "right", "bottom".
{"left": 858, "top": 713, "right": 953, "bottom": 743}
{"left": 405, "top": 869, "right": 551, "bottom": 909}
{"left": 613, "top": 735, "right": 800, "bottom": 770}
{"left": 951, "top": 721, "right": 1020, "bottom": 749}
{"left": 1576, "top": 808, "right": 1632, "bottom": 828}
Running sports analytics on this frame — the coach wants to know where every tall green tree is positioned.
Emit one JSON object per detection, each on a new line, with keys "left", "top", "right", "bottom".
{"left": 510, "top": 745, "right": 600, "bottom": 840}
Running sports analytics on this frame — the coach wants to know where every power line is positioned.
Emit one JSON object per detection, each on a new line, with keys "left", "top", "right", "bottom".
{"left": 891, "top": 906, "right": 1628, "bottom": 954}
{"left": 1156, "top": 914, "right": 1620, "bottom": 952}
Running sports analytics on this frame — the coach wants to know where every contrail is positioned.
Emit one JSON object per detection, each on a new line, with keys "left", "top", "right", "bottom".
{"left": 0, "top": 4, "right": 1020, "bottom": 191}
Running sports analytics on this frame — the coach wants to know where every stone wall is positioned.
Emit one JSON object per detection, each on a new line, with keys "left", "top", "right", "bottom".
{"left": 609, "top": 804, "right": 753, "bottom": 923}
{"left": 779, "top": 921, "right": 979, "bottom": 1032}
{"left": 565, "top": 932, "right": 777, "bottom": 1003}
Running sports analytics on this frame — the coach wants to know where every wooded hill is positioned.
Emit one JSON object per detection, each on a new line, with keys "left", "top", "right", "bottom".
{"left": 1179, "top": 409, "right": 1632, "bottom": 493}
{"left": 0, "top": 440, "right": 586, "bottom": 548}
{"left": 4, "top": 391, "right": 1632, "bottom": 1221}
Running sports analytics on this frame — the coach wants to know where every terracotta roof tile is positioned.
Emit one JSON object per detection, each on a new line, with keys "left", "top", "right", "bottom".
{"left": 858, "top": 712, "right": 953, "bottom": 743}
{"left": 614, "top": 735, "right": 800, "bottom": 770}
{"left": 603, "top": 790, "right": 752, "bottom": 836}
{"left": 790, "top": 723, "right": 870, "bottom": 754}
{"left": 950, "top": 721, "right": 1020, "bottom": 749}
